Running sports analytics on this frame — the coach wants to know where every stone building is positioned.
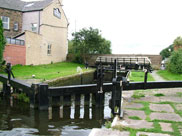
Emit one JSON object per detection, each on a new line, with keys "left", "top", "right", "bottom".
{"left": 0, "top": 0, "right": 69, "bottom": 65}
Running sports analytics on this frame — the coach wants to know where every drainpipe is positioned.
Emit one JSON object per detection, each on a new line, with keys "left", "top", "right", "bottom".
{"left": 38, "top": 11, "right": 40, "bottom": 34}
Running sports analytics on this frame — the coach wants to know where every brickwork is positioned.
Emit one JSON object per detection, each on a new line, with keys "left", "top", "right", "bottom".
{"left": 3, "top": 44, "right": 26, "bottom": 65}
{"left": 0, "top": 8, "right": 22, "bottom": 37}
{"left": 67, "top": 54, "right": 162, "bottom": 68}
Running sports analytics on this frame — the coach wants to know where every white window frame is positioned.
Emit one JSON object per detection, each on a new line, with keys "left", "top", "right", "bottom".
{"left": 47, "top": 44, "right": 52, "bottom": 55}
{"left": 31, "top": 23, "right": 37, "bottom": 32}
{"left": 1, "top": 16, "right": 10, "bottom": 29}
{"left": 14, "top": 22, "right": 18, "bottom": 31}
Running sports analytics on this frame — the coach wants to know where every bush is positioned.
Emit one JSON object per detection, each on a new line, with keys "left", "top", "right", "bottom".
{"left": 167, "top": 49, "right": 182, "bottom": 74}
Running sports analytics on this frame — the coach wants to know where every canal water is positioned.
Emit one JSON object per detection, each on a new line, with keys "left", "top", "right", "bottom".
{"left": 0, "top": 93, "right": 112, "bottom": 136}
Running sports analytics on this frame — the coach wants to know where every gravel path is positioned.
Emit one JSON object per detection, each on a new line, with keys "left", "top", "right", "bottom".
{"left": 150, "top": 70, "right": 165, "bottom": 81}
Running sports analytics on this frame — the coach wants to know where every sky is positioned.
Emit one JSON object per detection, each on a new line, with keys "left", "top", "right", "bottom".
{"left": 62, "top": 0, "right": 182, "bottom": 55}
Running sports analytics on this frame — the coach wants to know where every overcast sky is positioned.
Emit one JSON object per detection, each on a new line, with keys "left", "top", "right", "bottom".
{"left": 62, "top": 0, "right": 182, "bottom": 55}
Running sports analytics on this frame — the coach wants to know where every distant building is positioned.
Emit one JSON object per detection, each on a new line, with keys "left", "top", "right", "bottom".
{"left": 0, "top": 0, "right": 69, "bottom": 65}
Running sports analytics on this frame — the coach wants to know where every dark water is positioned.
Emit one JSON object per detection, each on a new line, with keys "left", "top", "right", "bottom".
{"left": 0, "top": 93, "right": 112, "bottom": 136}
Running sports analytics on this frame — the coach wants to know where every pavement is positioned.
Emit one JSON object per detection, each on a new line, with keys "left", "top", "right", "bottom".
{"left": 89, "top": 71, "right": 182, "bottom": 136}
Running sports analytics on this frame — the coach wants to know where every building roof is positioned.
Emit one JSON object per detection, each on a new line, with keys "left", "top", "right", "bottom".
{"left": 0, "top": 0, "right": 53, "bottom": 12}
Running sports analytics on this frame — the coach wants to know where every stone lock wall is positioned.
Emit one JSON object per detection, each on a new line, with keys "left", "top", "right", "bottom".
{"left": 0, "top": 8, "right": 22, "bottom": 38}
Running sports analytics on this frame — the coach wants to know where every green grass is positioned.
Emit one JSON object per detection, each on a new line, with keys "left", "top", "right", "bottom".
{"left": 132, "top": 93, "right": 145, "bottom": 99}
{"left": 157, "top": 70, "right": 182, "bottom": 81}
{"left": 128, "top": 116, "right": 142, "bottom": 120}
{"left": 176, "top": 92, "right": 182, "bottom": 97}
{"left": 129, "top": 71, "right": 155, "bottom": 82}
{"left": 1, "top": 62, "right": 91, "bottom": 80}
{"left": 154, "top": 93, "right": 165, "bottom": 97}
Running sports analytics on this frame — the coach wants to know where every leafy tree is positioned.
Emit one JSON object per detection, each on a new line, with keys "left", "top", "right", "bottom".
{"left": 160, "top": 44, "right": 173, "bottom": 60}
{"left": 173, "top": 36, "right": 182, "bottom": 47}
{"left": 0, "top": 19, "right": 6, "bottom": 63}
{"left": 167, "top": 49, "right": 182, "bottom": 74}
{"left": 71, "top": 27, "right": 111, "bottom": 63}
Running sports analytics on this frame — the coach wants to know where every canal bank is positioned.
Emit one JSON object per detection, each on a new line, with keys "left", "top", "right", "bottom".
{"left": 89, "top": 88, "right": 182, "bottom": 136}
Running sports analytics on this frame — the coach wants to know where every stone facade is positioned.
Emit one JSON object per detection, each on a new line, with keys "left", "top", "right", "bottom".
{"left": 0, "top": 8, "right": 22, "bottom": 37}
{"left": 1, "top": 0, "right": 68, "bottom": 66}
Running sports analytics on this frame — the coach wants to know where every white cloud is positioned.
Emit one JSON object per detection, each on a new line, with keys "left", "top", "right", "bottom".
{"left": 63, "top": 0, "right": 182, "bottom": 54}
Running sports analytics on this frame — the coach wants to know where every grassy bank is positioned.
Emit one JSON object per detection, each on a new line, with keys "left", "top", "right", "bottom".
{"left": 129, "top": 71, "right": 155, "bottom": 82}
{"left": 2, "top": 62, "right": 91, "bottom": 81}
{"left": 157, "top": 70, "right": 182, "bottom": 81}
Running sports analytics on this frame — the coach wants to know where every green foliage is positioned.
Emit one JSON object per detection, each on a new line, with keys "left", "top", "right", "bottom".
{"left": 0, "top": 19, "right": 6, "bottom": 63}
{"left": 167, "top": 49, "right": 182, "bottom": 74}
{"left": 71, "top": 27, "right": 112, "bottom": 63}
{"left": 160, "top": 44, "right": 173, "bottom": 60}
{"left": 17, "top": 93, "right": 30, "bottom": 103}
{"left": 173, "top": 36, "right": 182, "bottom": 47}
{"left": 105, "top": 121, "right": 112, "bottom": 128}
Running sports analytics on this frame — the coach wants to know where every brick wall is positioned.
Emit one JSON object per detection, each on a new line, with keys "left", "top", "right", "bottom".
{"left": 67, "top": 54, "right": 162, "bottom": 69}
{"left": 3, "top": 44, "right": 26, "bottom": 65}
{"left": 0, "top": 8, "right": 22, "bottom": 37}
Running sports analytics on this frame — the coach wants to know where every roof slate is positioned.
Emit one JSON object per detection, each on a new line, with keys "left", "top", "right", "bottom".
{"left": 0, "top": 0, "right": 53, "bottom": 12}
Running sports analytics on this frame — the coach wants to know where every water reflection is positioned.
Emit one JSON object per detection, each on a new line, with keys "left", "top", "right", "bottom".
{"left": 0, "top": 92, "right": 112, "bottom": 136}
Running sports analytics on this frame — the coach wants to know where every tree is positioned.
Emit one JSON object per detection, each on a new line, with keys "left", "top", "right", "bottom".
{"left": 167, "top": 49, "right": 182, "bottom": 74}
{"left": 160, "top": 44, "right": 173, "bottom": 60}
{"left": 71, "top": 27, "right": 111, "bottom": 63}
{"left": 0, "top": 19, "right": 6, "bottom": 63}
{"left": 173, "top": 36, "right": 182, "bottom": 47}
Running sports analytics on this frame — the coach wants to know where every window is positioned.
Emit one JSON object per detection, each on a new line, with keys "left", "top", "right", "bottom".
{"left": 31, "top": 23, "right": 37, "bottom": 32}
{"left": 47, "top": 44, "right": 52, "bottom": 55}
{"left": 14, "top": 22, "right": 18, "bottom": 31}
{"left": 1, "top": 16, "right": 10, "bottom": 29}
{"left": 53, "top": 8, "right": 61, "bottom": 19}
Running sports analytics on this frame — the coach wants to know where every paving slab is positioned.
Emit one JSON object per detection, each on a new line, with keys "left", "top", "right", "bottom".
{"left": 150, "top": 112, "right": 182, "bottom": 122}
{"left": 160, "top": 96, "right": 182, "bottom": 103}
{"left": 159, "top": 122, "right": 173, "bottom": 132}
{"left": 136, "top": 132, "right": 170, "bottom": 136}
{"left": 175, "top": 104, "right": 182, "bottom": 111}
{"left": 119, "top": 119, "right": 154, "bottom": 129}
{"left": 138, "top": 96, "right": 161, "bottom": 103}
{"left": 124, "top": 103, "right": 144, "bottom": 109}
{"left": 88, "top": 128, "right": 130, "bottom": 136}
{"left": 124, "top": 109, "right": 146, "bottom": 120}
{"left": 150, "top": 104, "right": 174, "bottom": 113}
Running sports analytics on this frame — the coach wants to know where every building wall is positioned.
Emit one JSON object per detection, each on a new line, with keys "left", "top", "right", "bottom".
{"left": 0, "top": 8, "right": 22, "bottom": 37}
{"left": 3, "top": 44, "right": 26, "bottom": 65}
{"left": 22, "top": 11, "right": 40, "bottom": 34}
{"left": 25, "top": 0, "right": 68, "bottom": 65}
{"left": 25, "top": 31, "right": 42, "bottom": 65}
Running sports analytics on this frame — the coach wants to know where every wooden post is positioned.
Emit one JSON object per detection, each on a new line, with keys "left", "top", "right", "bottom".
{"left": 38, "top": 83, "right": 49, "bottom": 110}
{"left": 30, "top": 84, "right": 39, "bottom": 109}
{"left": 3, "top": 83, "right": 11, "bottom": 96}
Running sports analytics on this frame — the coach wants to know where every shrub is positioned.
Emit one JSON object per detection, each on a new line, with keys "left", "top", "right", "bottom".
{"left": 167, "top": 49, "right": 182, "bottom": 74}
